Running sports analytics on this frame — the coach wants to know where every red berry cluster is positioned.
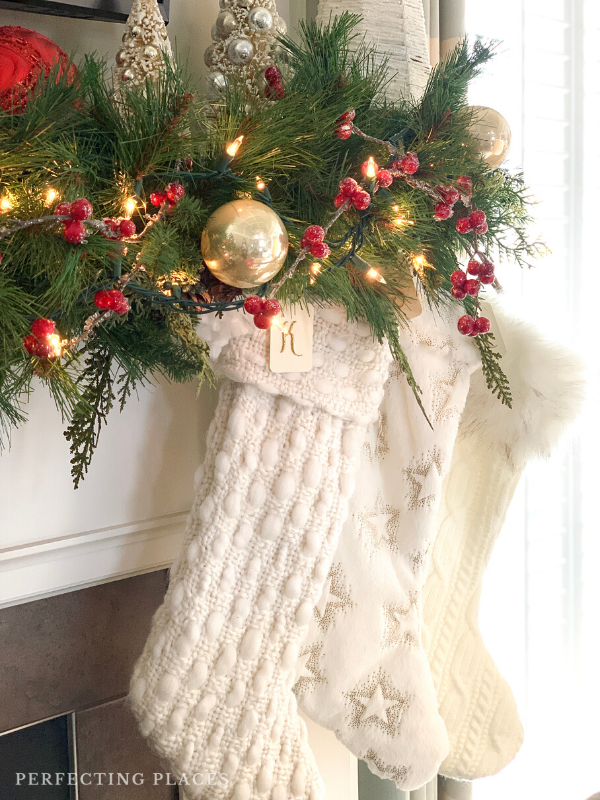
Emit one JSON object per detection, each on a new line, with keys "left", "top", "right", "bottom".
{"left": 390, "top": 152, "right": 420, "bottom": 176}
{"left": 450, "top": 256, "right": 495, "bottom": 337}
{"left": 300, "top": 225, "right": 329, "bottom": 259}
{"left": 54, "top": 198, "right": 93, "bottom": 244}
{"left": 243, "top": 296, "right": 282, "bottom": 329}
{"left": 94, "top": 289, "right": 130, "bottom": 315}
{"left": 102, "top": 218, "right": 137, "bottom": 239}
{"left": 335, "top": 109, "right": 355, "bottom": 140}
{"left": 264, "top": 66, "right": 284, "bottom": 100}
{"left": 149, "top": 183, "right": 186, "bottom": 208}
{"left": 457, "top": 314, "right": 491, "bottom": 337}
{"left": 333, "top": 177, "right": 371, "bottom": 212}
{"left": 456, "top": 208, "right": 487, "bottom": 235}
{"left": 23, "top": 318, "right": 61, "bottom": 359}
{"left": 433, "top": 184, "right": 461, "bottom": 221}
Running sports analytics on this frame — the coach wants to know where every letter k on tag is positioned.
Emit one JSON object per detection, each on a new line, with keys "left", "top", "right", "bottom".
{"left": 269, "top": 304, "right": 314, "bottom": 372}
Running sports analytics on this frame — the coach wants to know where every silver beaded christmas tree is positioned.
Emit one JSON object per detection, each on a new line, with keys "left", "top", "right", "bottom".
{"left": 204, "top": 0, "right": 287, "bottom": 98}
{"left": 114, "top": 0, "right": 174, "bottom": 90}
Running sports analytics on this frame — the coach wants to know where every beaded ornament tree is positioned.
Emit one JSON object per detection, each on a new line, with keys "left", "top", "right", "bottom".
{"left": 113, "top": 0, "right": 173, "bottom": 89}
{"left": 204, "top": 0, "right": 287, "bottom": 98}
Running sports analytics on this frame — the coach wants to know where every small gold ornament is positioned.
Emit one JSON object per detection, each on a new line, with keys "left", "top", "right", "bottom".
{"left": 468, "top": 106, "right": 511, "bottom": 169}
{"left": 201, "top": 200, "right": 288, "bottom": 288}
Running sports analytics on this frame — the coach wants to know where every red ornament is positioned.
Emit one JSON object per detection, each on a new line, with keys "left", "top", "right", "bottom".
{"left": 309, "top": 241, "right": 330, "bottom": 259}
{"left": 69, "top": 198, "right": 93, "bottom": 221}
{"left": 333, "top": 193, "right": 347, "bottom": 209}
{"left": 456, "top": 217, "right": 473, "bottom": 234}
{"left": 456, "top": 175, "right": 472, "bottom": 193}
{"left": 451, "top": 286, "right": 466, "bottom": 299}
{"left": 457, "top": 315, "right": 475, "bottom": 336}
{"left": 398, "top": 152, "right": 419, "bottom": 175}
{"left": 464, "top": 279, "right": 480, "bottom": 296}
{"left": 150, "top": 191, "right": 167, "bottom": 206}
{"left": 94, "top": 290, "right": 112, "bottom": 310}
{"left": 63, "top": 219, "right": 86, "bottom": 244}
{"left": 376, "top": 170, "right": 393, "bottom": 188}
{"left": 54, "top": 201, "right": 71, "bottom": 217}
{"left": 434, "top": 202, "right": 453, "bottom": 221}
{"left": 450, "top": 270, "right": 467, "bottom": 287}
{"left": 352, "top": 190, "right": 371, "bottom": 211}
{"left": 474, "top": 316, "right": 491, "bottom": 334}
{"left": 467, "top": 258, "right": 481, "bottom": 276}
{"left": 31, "top": 317, "right": 55, "bottom": 338}
{"left": 339, "top": 109, "right": 355, "bottom": 122}
{"left": 253, "top": 313, "right": 273, "bottom": 330}
{"left": 108, "top": 289, "right": 129, "bottom": 315}
{"left": 263, "top": 298, "right": 282, "bottom": 316}
{"left": 480, "top": 273, "right": 495, "bottom": 285}
{"left": 166, "top": 183, "right": 185, "bottom": 205}
{"left": 119, "top": 219, "right": 137, "bottom": 238}
{"left": 339, "top": 178, "right": 359, "bottom": 197}
{"left": 0, "top": 26, "right": 77, "bottom": 113}
{"left": 244, "top": 295, "right": 264, "bottom": 315}
{"left": 336, "top": 123, "right": 353, "bottom": 140}
{"left": 469, "top": 210, "right": 486, "bottom": 228}
{"left": 303, "top": 225, "right": 325, "bottom": 244}
{"left": 436, "top": 185, "right": 460, "bottom": 205}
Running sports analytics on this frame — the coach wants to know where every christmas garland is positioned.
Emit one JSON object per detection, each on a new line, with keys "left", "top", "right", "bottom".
{"left": 0, "top": 16, "right": 543, "bottom": 484}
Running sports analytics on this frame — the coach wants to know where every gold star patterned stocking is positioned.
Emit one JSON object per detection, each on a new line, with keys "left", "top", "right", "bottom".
{"left": 296, "top": 303, "right": 481, "bottom": 791}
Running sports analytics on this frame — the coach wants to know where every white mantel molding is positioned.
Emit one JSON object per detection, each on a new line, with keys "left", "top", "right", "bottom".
{"left": 0, "top": 512, "right": 187, "bottom": 609}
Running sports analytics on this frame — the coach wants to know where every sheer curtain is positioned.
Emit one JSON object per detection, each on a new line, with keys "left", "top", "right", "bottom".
{"left": 465, "top": 1, "right": 600, "bottom": 799}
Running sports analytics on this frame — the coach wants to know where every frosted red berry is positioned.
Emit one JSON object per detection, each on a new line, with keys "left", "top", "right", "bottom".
{"left": 333, "top": 193, "right": 347, "bottom": 209}
{"left": 336, "top": 123, "right": 353, "bottom": 140}
{"left": 479, "top": 260, "right": 495, "bottom": 277}
{"left": 339, "top": 177, "right": 359, "bottom": 197}
{"left": 450, "top": 269, "right": 467, "bottom": 287}
{"left": 434, "top": 202, "right": 453, "bottom": 221}
{"left": 94, "top": 290, "right": 112, "bottom": 310}
{"left": 23, "top": 334, "right": 38, "bottom": 355}
{"left": 476, "top": 220, "right": 488, "bottom": 234}
{"left": 244, "top": 295, "right": 264, "bottom": 315}
{"left": 264, "top": 66, "right": 280, "bottom": 85}
{"left": 103, "top": 219, "right": 118, "bottom": 232}
{"left": 451, "top": 286, "right": 466, "bottom": 299}
{"left": 456, "top": 175, "right": 472, "bottom": 193}
{"left": 339, "top": 109, "right": 355, "bottom": 122}
{"left": 31, "top": 318, "right": 55, "bottom": 338}
{"left": 436, "top": 185, "right": 460, "bottom": 206}
{"left": 309, "top": 241, "right": 330, "bottom": 259}
{"left": 300, "top": 236, "right": 311, "bottom": 249}
{"left": 457, "top": 315, "right": 475, "bottom": 335}
{"left": 263, "top": 298, "right": 282, "bottom": 316}
{"left": 352, "top": 190, "right": 371, "bottom": 211}
{"left": 32, "top": 340, "right": 54, "bottom": 359}
{"left": 467, "top": 258, "right": 481, "bottom": 276}
{"left": 377, "top": 170, "right": 393, "bottom": 188}
{"left": 63, "top": 219, "right": 86, "bottom": 244}
{"left": 70, "top": 198, "right": 93, "bottom": 221}
{"left": 480, "top": 273, "right": 495, "bottom": 285}
{"left": 464, "top": 279, "right": 480, "bottom": 296}
{"left": 108, "top": 289, "right": 129, "bottom": 315}
{"left": 469, "top": 210, "right": 486, "bottom": 228}
{"left": 119, "top": 219, "right": 137, "bottom": 238}
{"left": 150, "top": 191, "right": 167, "bottom": 206}
{"left": 303, "top": 225, "right": 325, "bottom": 243}
{"left": 253, "top": 313, "right": 273, "bottom": 330}
{"left": 474, "top": 316, "right": 491, "bottom": 334}
{"left": 266, "top": 82, "right": 285, "bottom": 100}
{"left": 399, "top": 152, "right": 419, "bottom": 175}
{"left": 456, "top": 217, "right": 473, "bottom": 234}
{"left": 54, "top": 201, "right": 72, "bottom": 217}
{"left": 166, "top": 183, "right": 185, "bottom": 204}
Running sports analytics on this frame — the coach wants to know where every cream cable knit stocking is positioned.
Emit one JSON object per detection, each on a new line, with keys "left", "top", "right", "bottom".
{"left": 422, "top": 298, "right": 586, "bottom": 780}
{"left": 129, "top": 306, "right": 391, "bottom": 799}
{"left": 296, "top": 305, "right": 480, "bottom": 791}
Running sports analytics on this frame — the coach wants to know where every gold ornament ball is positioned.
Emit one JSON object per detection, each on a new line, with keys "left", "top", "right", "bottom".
{"left": 201, "top": 200, "right": 289, "bottom": 288}
{"left": 469, "top": 106, "right": 511, "bottom": 169}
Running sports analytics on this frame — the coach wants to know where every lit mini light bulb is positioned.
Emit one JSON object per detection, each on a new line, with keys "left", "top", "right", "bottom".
{"left": 363, "top": 156, "right": 378, "bottom": 179}
{"left": 45, "top": 188, "right": 59, "bottom": 205}
{"left": 0, "top": 197, "right": 11, "bottom": 211}
{"left": 255, "top": 176, "right": 266, "bottom": 191}
{"left": 124, "top": 197, "right": 137, "bottom": 218}
{"left": 310, "top": 263, "right": 321, "bottom": 275}
{"left": 47, "top": 334, "right": 63, "bottom": 358}
{"left": 366, "top": 267, "right": 387, "bottom": 284}
{"left": 226, "top": 135, "right": 244, "bottom": 157}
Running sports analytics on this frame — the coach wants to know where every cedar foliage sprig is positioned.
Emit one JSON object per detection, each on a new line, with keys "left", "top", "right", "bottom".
{"left": 0, "top": 16, "right": 540, "bottom": 482}
{"left": 474, "top": 333, "right": 513, "bottom": 407}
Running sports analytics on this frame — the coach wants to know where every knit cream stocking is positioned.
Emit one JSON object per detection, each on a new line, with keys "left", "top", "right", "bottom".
{"left": 129, "top": 307, "right": 391, "bottom": 799}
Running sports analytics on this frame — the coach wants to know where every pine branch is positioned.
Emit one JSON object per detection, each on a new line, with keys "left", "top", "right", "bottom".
{"left": 474, "top": 333, "right": 513, "bottom": 407}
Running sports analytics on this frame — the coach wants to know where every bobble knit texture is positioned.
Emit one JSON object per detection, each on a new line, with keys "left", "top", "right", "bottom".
{"left": 129, "top": 307, "right": 391, "bottom": 799}
{"left": 296, "top": 304, "right": 481, "bottom": 791}
{"left": 423, "top": 297, "right": 586, "bottom": 780}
